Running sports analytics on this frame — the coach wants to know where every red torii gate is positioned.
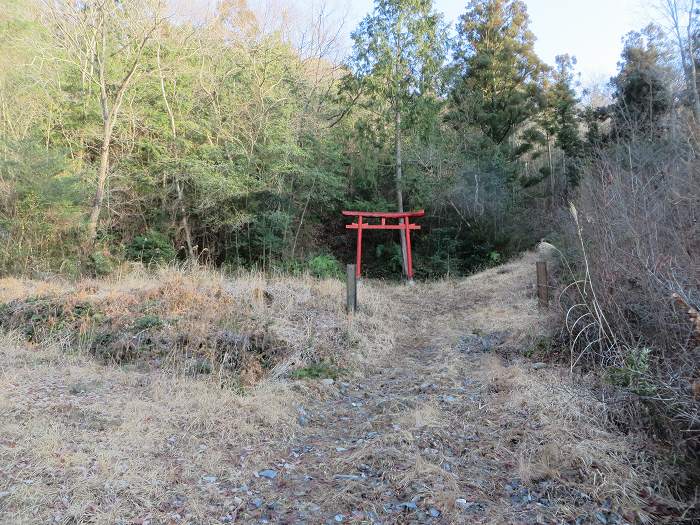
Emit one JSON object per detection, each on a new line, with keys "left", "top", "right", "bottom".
{"left": 342, "top": 210, "right": 425, "bottom": 280}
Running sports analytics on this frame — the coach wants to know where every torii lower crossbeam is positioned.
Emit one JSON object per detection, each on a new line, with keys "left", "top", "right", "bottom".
{"left": 342, "top": 210, "right": 425, "bottom": 280}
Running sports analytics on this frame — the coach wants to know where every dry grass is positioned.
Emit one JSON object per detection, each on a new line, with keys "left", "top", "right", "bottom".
{"left": 0, "top": 267, "right": 400, "bottom": 523}
{"left": 0, "top": 266, "right": 398, "bottom": 383}
{"left": 0, "top": 332, "right": 300, "bottom": 523}
{"left": 325, "top": 250, "right": 685, "bottom": 523}
{"left": 468, "top": 354, "right": 680, "bottom": 522}
{"left": 0, "top": 252, "right": 689, "bottom": 523}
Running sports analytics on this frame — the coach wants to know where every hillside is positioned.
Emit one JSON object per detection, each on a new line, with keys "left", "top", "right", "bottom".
{"left": 0, "top": 252, "right": 686, "bottom": 524}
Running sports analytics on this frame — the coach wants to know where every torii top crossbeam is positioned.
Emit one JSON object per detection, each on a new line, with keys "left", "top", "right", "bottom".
{"left": 342, "top": 210, "right": 425, "bottom": 280}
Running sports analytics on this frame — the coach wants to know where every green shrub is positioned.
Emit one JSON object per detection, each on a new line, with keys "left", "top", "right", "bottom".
{"left": 307, "top": 254, "right": 341, "bottom": 279}
{"left": 290, "top": 362, "right": 342, "bottom": 380}
{"left": 132, "top": 314, "right": 163, "bottom": 331}
{"left": 126, "top": 230, "right": 176, "bottom": 264}
{"left": 87, "top": 251, "right": 115, "bottom": 276}
{"left": 607, "top": 347, "right": 655, "bottom": 396}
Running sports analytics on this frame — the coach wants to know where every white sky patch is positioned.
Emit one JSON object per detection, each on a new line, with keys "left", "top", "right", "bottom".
{"left": 172, "top": 0, "right": 652, "bottom": 86}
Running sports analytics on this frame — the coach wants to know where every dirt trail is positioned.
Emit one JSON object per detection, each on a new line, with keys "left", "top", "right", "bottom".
{"left": 224, "top": 253, "right": 632, "bottom": 524}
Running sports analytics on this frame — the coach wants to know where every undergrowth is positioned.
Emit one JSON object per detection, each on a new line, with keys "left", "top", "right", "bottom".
{"left": 0, "top": 267, "right": 397, "bottom": 387}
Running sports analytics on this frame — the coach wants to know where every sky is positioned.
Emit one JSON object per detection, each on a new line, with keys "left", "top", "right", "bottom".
{"left": 523, "top": 0, "right": 647, "bottom": 81}
{"left": 338, "top": 0, "right": 649, "bottom": 85}
{"left": 177, "top": 0, "right": 652, "bottom": 86}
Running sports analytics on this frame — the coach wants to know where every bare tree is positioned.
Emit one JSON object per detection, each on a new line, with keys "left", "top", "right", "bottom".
{"left": 41, "top": 0, "right": 165, "bottom": 247}
{"left": 155, "top": 32, "right": 198, "bottom": 261}
{"left": 658, "top": 0, "right": 700, "bottom": 119}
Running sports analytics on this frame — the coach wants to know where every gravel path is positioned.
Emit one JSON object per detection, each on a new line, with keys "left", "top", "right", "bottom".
{"left": 210, "top": 264, "right": 636, "bottom": 525}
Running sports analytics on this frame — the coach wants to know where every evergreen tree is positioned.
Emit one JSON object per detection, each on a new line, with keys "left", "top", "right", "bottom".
{"left": 450, "top": 0, "right": 547, "bottom": 155}
{"left": 611, "top": 24, "right": 673, "bottom": 134}
{"left": 541, "top": 54, "right": 582, "bottom": 188}
{"left": 348, "top": 0, "right": 448, "bottom": 275}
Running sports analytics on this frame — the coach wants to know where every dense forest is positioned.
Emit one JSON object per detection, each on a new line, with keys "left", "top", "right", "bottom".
{"left": 0, "top": 0, "right": 616, "bottom": 278}
{"left": 1, "top": 0, "right": 694, "bottom": 278}
{"left": 1, "top": 0, "right": 699, "bottom": 508}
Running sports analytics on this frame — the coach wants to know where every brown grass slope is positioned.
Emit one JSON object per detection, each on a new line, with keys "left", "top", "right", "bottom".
{"left": 0, "top": 253, "right": 687, "bottom": 524}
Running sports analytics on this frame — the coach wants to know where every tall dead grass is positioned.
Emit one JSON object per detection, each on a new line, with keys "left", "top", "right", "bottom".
{"left": 0, "top": 267, "right": 400, "bottom": 523}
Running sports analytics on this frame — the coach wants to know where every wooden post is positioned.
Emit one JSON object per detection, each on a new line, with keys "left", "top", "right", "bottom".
{"left": 536, "top": 261, "right": 548, "bottom": 307}
{"left": 346, "top": 264, "right": 357, "bottom": 313}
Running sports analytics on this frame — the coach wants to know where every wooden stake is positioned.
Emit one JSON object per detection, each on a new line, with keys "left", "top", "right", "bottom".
{"left": 346, "top": 264, "right": 357, "bottom": 313}
{"left": 536, "top": 261, "right": 548, "bottom": 307}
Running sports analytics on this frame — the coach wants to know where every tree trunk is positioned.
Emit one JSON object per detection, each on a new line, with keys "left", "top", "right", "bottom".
{"left": 687, "top": 34, "right": 700, "bottom": 121}
{"left": 157, "top": 43, "right": 195, "bottom": 261}
{"left": 175, "top": 178, "right": 195, "bottom": 260}
{"left": 86, "top": 123, "right": 113, "bottom": 246}
{"left": 685, "top": 0, "right": 700, "bottom": 120}
{"left": 395, "top": 104, "right": 408, "bottom": 278}
{"left": 547, "top": 135, "right": 554, "bottom": 209}
{"left": 394, "top": 17, "right": 408, "bottom": 279}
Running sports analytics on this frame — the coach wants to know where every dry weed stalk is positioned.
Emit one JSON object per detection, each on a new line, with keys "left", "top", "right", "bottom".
{"left": 552, "top": 205, "right": 626, "bottom": 372}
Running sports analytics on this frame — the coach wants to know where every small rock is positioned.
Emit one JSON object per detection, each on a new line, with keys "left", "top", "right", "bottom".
{"left": 232, "top": 496, "right": 242, "bottom": 506}
{"left": 429, "top": 508, "right": 440, "bottom": 517}
{"left": 202, "top": 475, "right": 217, "bottom": 483}
{"left": 258, "top": 469, "right": 277, "bottom": 480}
{"left": 398, "top": 501, "right": 417, "bottom": 511}
{"left": 334, "top": 474, "right": 363, "bottom": 481}
{"left": 595, "top": 511, "right": 608, "bottom": 524}
{"left": 335, "top": 446, "right": 348, "bottom": 452}
{"left": 0, "top": 491, "right": 10, "bottom": 498}
{"left": 250, "top": 498, "right": 263, "bottom": 509}
{"left": 455, "top": 498, "right": 478, "bottom": 511}
{"left": 456, "top": 331, "right": 509, "bottom": 353}
{"left": 334, "top": 514, "right": 345, "bottom": 522}
{"left": 297, "top": 406, "right": 309, "bottom": 426}
{"left": 532, "top": 362, "right": 547, "bottom": 370}
{"left": 321, "top": 378, "right": 335, "bottom": 386}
